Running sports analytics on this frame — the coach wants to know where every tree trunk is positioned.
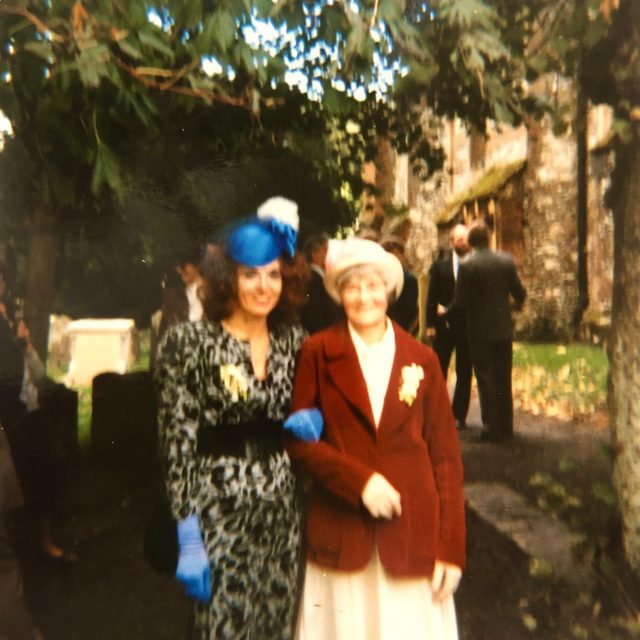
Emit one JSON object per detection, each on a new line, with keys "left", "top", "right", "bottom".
{"left": 24, "top": 205, "right": 58, "bottom": 363}
{"left": 373, "top": 134, "right": 395, "bottom": 228}
{"left": 610, "top": 126, "right": 640, "bottom": 572}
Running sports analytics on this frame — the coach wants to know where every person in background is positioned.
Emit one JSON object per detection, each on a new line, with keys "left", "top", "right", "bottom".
{"left": 381, "top": 235, "right": 418, "bottom": 334}
{"left": 300, "top": 233, "right": 341, "bottom": 334}
{"left": 159, "top": 247, "right": 204, "bottom": 334}
{"left": 155, "top": 197, "right": 307, "bottom": 639}
{"left": 150, "top": 246, "right": 204, "bottom": 369}
{"left": 0, "top": 423, "right": 44, "bottom": 640}
{"left": 426, "top": 225, "right": 473, "bottom": 430}
{"left": 453, "top": 222, "right": 526, "bottom": 443}
{"left": 0, "top": 265, "right": 71, "bottom": 563}
{"left": 14, "top": 319, "right": 73, "bottom": 562}
{"left": 286, "top": 237, "right": 465, "bottom": 640}
{"left": 0, "top": 264, "right": 23, "bottom": 434}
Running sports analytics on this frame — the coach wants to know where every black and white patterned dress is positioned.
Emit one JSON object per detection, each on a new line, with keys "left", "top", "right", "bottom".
{"left": 155, "top": 320, "right": 306, "bottom": 640}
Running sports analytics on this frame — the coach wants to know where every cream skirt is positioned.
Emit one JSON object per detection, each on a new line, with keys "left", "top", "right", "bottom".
{"left": 296, "top": 550, "right": 459, "bottom": 640}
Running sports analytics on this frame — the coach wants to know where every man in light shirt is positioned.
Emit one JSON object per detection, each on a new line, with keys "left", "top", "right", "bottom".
{"left": 162, "top": 249, "right": 203, "bottom": 330}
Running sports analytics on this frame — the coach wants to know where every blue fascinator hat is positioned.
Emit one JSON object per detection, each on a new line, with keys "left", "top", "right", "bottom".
{"left": 225, "top": 197, "right": 299, "bottom": 267}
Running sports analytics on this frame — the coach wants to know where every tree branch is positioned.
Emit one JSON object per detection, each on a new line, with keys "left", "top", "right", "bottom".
{"left": 158, "top": 60, "right": 199, "bottom": 90}
{"left": 525, "top": 0, "right": 571, "bottom": 59}
{"left": 134, "top": 67, "right": 178, "bottom": 78}
{"left": 114, "top": 59, "right": 248, "bottom": 108}
{"left": 0, "top": 4, "right": 66, "bottom": 43}
{"left": 370, "top": 0, "right": 380, "bottom": 29}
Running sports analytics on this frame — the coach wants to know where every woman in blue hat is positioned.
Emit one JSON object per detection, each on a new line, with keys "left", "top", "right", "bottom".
{"left": 155, "top": 197, "right": 308, "bottom": 639}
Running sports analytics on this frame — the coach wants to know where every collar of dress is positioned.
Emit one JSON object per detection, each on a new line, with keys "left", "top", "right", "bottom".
{"left": 347, "top": 318, "right": 395, "bottom": 364}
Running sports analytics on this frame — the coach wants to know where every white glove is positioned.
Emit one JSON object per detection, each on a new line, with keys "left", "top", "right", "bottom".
{"left": 431, "top": 560, "right": 462, "bottom": 602}
{"left": 361, "top": 473, "right": 402, "bottom": 520}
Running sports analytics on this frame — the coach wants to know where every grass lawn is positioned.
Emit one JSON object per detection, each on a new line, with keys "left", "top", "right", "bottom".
{"left": 54, "top": 335, "right": 608, "bottom": 449}
{"left": 512, "top": 342, "right": 608, "bottom": 420}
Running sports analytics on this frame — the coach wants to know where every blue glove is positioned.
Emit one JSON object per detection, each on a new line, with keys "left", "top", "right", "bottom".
{"left": 283, "top": 408, "right": 324, "bottom": 442}
{"left": 176, "top": 515, "right": 211, "bottom": 602}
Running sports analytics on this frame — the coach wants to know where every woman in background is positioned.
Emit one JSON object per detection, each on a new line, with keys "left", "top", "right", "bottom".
{"left": 155, "top": 197, "right": 307, "bottom": 639}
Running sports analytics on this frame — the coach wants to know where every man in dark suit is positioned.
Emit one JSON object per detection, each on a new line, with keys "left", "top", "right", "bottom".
{"left": 454, "top": 223, "right": 526, "bottom": 443}
{"left": 426, "top": 225, "right": 472, "bottom": 430}
{"left": 300, "top": 234, "right": 341, "bottom": 334}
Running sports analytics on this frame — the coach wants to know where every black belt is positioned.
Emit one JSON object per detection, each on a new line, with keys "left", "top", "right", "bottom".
{"left": 197, "top": 420, "right": 283, "bottom": 461}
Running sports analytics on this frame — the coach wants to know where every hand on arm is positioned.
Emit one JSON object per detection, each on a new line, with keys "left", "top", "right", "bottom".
{"left": 287, "top": 341, "right": 378, "bottom": 507}
{"left": 283, "top": 408, "right": 323, "bottom": 442}
{"left": 361, "top": 472, "right": 402, "bottom": 520}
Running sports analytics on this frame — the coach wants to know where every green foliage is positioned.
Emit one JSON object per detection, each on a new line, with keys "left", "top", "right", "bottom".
{"left": 1, "top": 0, "right": 631, "bottom": 338}
{"left": 130, "top": 328, "right": 150, "bottom": 373}
{"left": 529, "top": 470, "right": 585, "bottom": 516}
{"left": 523, "top": 0, "right": 639, "bottom": 139}
{"left": 76, "top": 385, "right": 92, "bottom": 450}
{"left": 0, "top": 0, "right": 557, "bottom": 293}
{"left": 395, "top": 0, "right": 537, "bottom": 130}
{"left": 0, "top": 0, "right": 542, "bottom": 216}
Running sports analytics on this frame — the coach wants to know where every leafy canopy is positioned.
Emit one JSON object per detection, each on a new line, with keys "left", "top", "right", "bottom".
{"left": 0, "top": 0, "right": 533, "bottom": 207}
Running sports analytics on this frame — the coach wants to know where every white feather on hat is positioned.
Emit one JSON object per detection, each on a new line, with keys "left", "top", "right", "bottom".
{"left": 323, "top": 237, "right": 404, "bottom": 304}
{"left": 257, "top": 196, "right": 299, "bottom": 231}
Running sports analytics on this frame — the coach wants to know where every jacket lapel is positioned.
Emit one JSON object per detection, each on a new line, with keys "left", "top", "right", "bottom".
{"left": 324, "top": 322, "right": 376, "bottom": 432}
{"left": 377, "top": 324, "right": 414, "bottom": 434}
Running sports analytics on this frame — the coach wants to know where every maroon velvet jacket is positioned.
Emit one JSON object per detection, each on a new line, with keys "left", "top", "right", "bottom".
{"left": 286, "top": 320, "right": 466, "bottom": 578}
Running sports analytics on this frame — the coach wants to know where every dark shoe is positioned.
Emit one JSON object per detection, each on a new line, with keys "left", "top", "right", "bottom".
{"left": 456, "top": 420, "right": 467, "bottom": 431}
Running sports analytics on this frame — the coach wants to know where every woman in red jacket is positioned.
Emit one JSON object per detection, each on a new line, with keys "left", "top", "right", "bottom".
{"left": 285, "top": 237, "right": 466, "bottom": 640}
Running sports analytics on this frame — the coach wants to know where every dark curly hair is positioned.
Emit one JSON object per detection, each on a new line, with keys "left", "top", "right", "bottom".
{"left": 199, "top": 244, "right": 309, "bottom": 326}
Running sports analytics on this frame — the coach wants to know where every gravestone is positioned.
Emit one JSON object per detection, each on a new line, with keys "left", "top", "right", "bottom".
{"left": 65, "top": 319, "right": 136, "bottom": 386}
{"left": 40, "top": 380, "right": 78, "bottom": 465}
{"left": 91, "top": 371, "right": 157, "bottom": 461}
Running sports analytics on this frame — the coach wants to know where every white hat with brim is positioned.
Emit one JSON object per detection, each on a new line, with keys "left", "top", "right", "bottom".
{"left": 323, "top": 237, "right": 404, "bottom": 304}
